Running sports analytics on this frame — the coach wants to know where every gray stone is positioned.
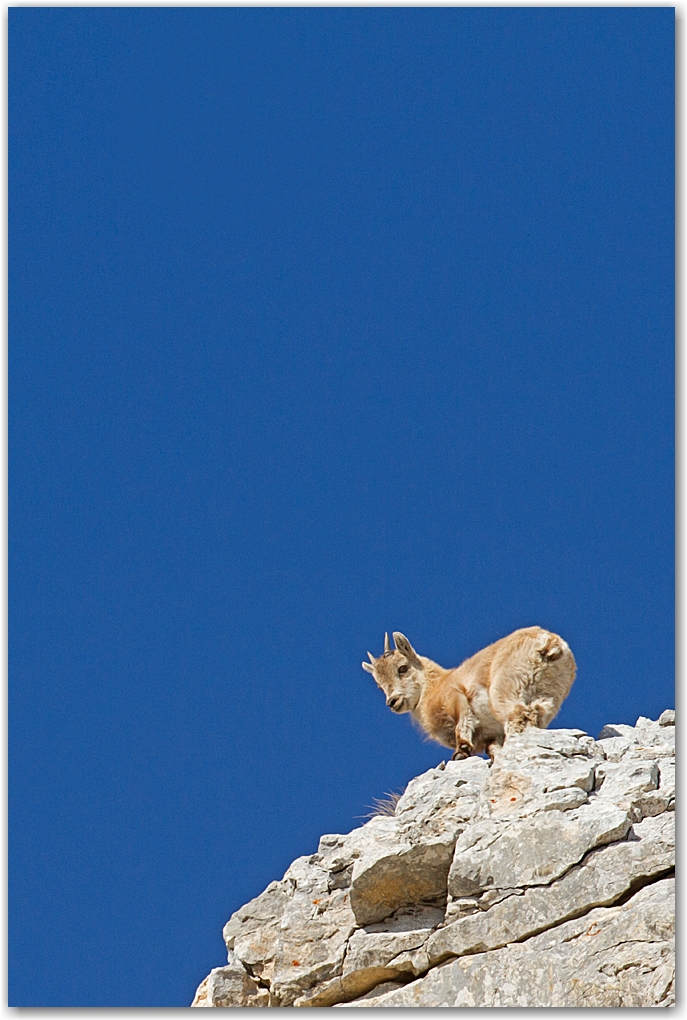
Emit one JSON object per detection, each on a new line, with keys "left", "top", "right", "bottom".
{"left": 340, "top": 878, "right": 674, "bottom": 1007}
{"left": 348, "top": 831, "right": 455, "bottom": 926}
{"left": 191, "top": 954, "right": 270, "bottom": 1007}
{"left": 348, "top": 758, "right": 488, "bottom": 926}
{"left": 222, "top": 879, "right": 291, "bottom": 950}
{"left": 429, "top": 811, "right": 673, "bottom": 963}
{"left": 448, "top": 802, "right": 630, "bottom": 897}
{"left": 193, "top": 713, "right": 676, "bottom": 1009}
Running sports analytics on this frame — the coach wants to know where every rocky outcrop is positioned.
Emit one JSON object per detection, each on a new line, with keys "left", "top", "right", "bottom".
{"left": 193, "top": 711, "right": 675, "bottom": 1008}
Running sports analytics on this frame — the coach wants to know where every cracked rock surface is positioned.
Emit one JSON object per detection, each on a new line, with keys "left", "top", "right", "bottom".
{"left": 192, "top": 712, "right": 674, "bottom": 1008}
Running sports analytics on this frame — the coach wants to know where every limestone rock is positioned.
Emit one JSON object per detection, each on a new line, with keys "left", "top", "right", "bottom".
{"left": 447, "top": 728, "right": 631, "bottom": 899}
{"left": 348, "top": 757, "right": 488, "bottom": 926}
{"left": 427, "top": 811, "right": 674, "bottom": 963}
{"left": 193, "top": 713, "right": 675, "bottom": 1008}
{"left": 340, "top": 878, "right": 674, "bottom": 1007}
{"left": 191, "top": 954, "right": 270, "bottom": 1007}
{"left": 224, "top": 854, "right": 358, "bottom": 1006}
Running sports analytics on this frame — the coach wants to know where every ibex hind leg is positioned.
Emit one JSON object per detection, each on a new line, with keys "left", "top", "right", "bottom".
{"left": 504, "top": 702, "right": 539, "bottom": 735}
{"left": 504, "top": 699, "right": 555, "bottom": 736}
{"left": 485, "top": 737, "right": 505, "bottom": 762}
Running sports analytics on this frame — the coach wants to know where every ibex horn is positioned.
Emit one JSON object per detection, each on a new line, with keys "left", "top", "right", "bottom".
{"left": 367, "top": 651, "right": 376, "bottom": 664}
{"left": 384, "top": 632, "right": 390, "bottom": 653}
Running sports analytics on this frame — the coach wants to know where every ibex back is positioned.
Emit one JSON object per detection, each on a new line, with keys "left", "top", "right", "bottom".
{"left": 362, "top": 627, "right": 576, "bottom": 760}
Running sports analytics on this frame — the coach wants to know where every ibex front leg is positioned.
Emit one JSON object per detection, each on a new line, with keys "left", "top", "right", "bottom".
{"left": 451, "top": 691, "right": 478, "bottom": 760}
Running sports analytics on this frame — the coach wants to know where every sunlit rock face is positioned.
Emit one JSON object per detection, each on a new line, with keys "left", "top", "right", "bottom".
{"left": 192, "top": 711, "right": 674, "bottom": 1008}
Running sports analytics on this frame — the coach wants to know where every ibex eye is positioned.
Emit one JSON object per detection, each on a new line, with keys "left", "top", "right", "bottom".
{"left": 398, "top": 665, "right": 409, "bottom": 675}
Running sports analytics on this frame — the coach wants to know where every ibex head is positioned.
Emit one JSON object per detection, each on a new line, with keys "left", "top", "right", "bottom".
{"left": 362, "top": 632, "right": 424, "bottom": 713}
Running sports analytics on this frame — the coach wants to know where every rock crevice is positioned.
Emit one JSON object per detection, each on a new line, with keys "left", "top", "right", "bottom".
{"left": 193, "top": 712, "right": 674, "bottom": 1008}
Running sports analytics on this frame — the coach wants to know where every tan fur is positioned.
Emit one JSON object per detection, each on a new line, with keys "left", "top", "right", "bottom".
{"left": 362, "top": 627, "right": 576, "bottom": 760}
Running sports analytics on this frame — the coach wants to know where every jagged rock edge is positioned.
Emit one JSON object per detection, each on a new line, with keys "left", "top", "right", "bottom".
{"left": 299, "top": 847, "right": 674, "bottom": 1007}
{"left": 341, "top": 873, "right": 675, "bottom": 1007}
{"left": 194, "top": 717, "right": 674, "bottom": 1008}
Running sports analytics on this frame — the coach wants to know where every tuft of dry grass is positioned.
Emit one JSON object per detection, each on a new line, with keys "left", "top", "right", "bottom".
{"left": 359, "top": 790, "right": 404, "bottom": 820}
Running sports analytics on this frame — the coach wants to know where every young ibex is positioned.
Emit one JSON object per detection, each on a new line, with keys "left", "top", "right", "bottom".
{"left": 362, "top": 627, "right": 576, "bottom": 760}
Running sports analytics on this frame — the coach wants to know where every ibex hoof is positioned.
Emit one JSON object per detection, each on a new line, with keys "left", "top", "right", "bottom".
{"left": 452, "top": 743, "right": 472, "bottom": 761}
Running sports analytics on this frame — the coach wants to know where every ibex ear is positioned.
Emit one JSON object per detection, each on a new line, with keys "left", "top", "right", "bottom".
{"left": 393, "top": 632, "right": 422, "bottom": 666}
{"left": 362, "top": 660, "right": 375, "bottom": 674}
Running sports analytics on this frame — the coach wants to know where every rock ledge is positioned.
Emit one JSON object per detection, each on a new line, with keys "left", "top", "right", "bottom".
{"left": 193, "top": 713, "right": 674, "bottom": 1008}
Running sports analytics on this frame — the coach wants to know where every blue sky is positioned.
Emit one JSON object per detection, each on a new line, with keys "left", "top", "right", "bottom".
{"left": 10, "top": 7, "right": 673, "bottom": 1007}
